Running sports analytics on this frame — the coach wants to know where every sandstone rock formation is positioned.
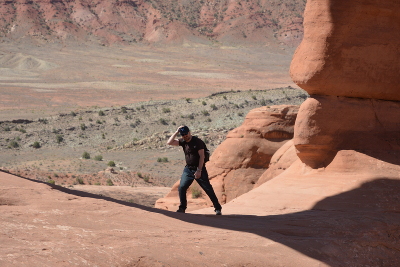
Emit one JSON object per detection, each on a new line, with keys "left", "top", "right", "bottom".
{"left": 290, "top": 0, "right": 400, "bottom": 169}
{"left": 290, "top": 0, "right": 400, "bottom": 101}
{"left": 0, "top": 0, "right": 305, "bottom": 46}
{"left": 254, "top": 139, "right": 297, "bottom": 187}
{"left": 156, "top": 105, "right": 299, "bottom": 211}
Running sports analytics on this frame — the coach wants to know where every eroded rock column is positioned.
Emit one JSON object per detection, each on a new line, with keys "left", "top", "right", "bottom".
{"left": 290, "top": 0, "right": 400, "bottom": 169}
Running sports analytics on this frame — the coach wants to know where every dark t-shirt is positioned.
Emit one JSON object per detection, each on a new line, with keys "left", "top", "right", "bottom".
{"left": 178, "top": 136, "right": 205, "bottom": 167}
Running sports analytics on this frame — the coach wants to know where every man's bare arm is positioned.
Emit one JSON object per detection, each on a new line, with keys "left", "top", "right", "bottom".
{"left": 167, "top": 126, "right": 183, "bottom": 146}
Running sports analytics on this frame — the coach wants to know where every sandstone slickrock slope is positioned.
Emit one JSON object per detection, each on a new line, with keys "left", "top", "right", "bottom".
{"left": 155, "top": 105, "right": 299, "bottom": 211}
{"left": 0, "top": 0, "right": 305, "bottom": 46}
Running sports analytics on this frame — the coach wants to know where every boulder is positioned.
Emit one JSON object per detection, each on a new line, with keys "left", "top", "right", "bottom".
{"left": 290, "top": 0, "right": 400, "bottom": 101}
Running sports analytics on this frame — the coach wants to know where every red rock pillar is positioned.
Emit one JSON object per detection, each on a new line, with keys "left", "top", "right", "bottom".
{"left": 290, "top": 0, "right": 400, "bottom": 168}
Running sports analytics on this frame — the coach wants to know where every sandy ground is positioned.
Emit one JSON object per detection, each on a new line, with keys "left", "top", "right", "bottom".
{"left": 0, "top": 43, "right": 297, "bottom": 120}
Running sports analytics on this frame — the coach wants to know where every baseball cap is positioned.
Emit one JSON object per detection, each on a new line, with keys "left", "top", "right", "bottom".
{"left": 179, "top": 126, "right": 190, "bottom": 135}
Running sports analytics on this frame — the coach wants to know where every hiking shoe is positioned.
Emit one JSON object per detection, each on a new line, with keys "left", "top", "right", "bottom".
{"left": 176, "top": 208, "right": 185, "bottom": 213}
{"left": 215, "top": 209, "right": 222, "bottom": 215}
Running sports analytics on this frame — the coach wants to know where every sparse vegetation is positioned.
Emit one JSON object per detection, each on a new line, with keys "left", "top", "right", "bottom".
{"left": 108, "top": 161, "right": 116, "bottom": 167}
{"left": 191, "top": 186, "right": 202, "bottom": 198}
{"left": 157, "top": 157, "right": 169, "bottom": 163}
{"left": 32, "top": 141, "right": 41, "bottom": 149}
{"left": 8, "top": 141, "right": 19, "bottom": 148}
{"left": 106, "top": 179, "right": 114, "bottom": 186}
{"left": 82, "top": 151, "right": 90, "bottom": 159}
{"left": 94, "top": 155, "right": 103, "bottom": 161}
{"left": 201, "top": 110, "right": 210, "bottom": 116}
{"left": 159, "top": 118, "right": 168, "bottom": 125}
{"left": 56, "top": 135, "right": 63, "bottom": 143}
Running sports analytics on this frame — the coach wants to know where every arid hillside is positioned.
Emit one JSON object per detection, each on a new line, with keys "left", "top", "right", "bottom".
{"left": 0, "top": 0, "right": 305, "bottom": 46}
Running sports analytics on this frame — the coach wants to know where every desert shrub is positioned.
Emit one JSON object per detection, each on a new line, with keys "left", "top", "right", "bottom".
{"left": 188, "top": 114, "right": 195, "bottom": 120}
{"left": 102, "top": 133, "right": 105, "bottom": 139}
{"left": 121, "top": 107, "right": 127, "bottom": 113}
{"left": 108, "top": 161, "right": 116, "bottom": 167}
{"left": 157, "top": 157, "right": 169, "bottom": 163}
{"left": 39, "top": 118, "right": 48, "bottom": 124}
{"left": 223, "top": 95, "right": 227, "bottom": 100}
{"left": 238, "top": 112, "right": 244, "bottom": 117}
{"left": 32, "top": 141, "right": 41, "bottom": 149}
{"left": 210, "top": 104, "right": 218, "bottom": 110}
{"left": 260, "top": 99, "right": 266, "bottom": 106}
{"left": 80, "top": 123, "right": 86, "bottom": 130}
{"left": 162, "top": 107, "right": 171, "bottom": 113}
{"left": 125, "top": 115, "right": 132, "bottom": 120}
{"left": 70, "top": 111, "right": 77, "bottom": 117}
{"left": 96, "top": 119, "right": 102, "bottom": 124}
{"left": 206, "top": 118, "right": 212, "bottom": 122}
{"left": 202, "top": 101, "right": 207, "bottom": 106}
{"left": 18, "top": 128, "right": 26, "bottom": 133}
{"left": 191, "top": 187, "right": 202, "bottom": 199}
{"left": 76, "top": 177, "right": 84, "bottom": 184}
{"left": 137, "top": 172, "right": 143, "bottom": 178}
{"left": 82, "top": 151, "right": 90, "bottom": 159}
{"left": 94, "top": 155, "right": 103, "bottom": 161}
{"left": 201, "top": 110, "right": 210, "bottom": 116}
{"left": 252, "top": 95, "right": 257, "bottom": 100}
{"left": 143, "top": 175, "right": 150, "bottom": 183}
{"left": 185, "top": 98, "right": 191, "bottom": 103}
{"left": 98, "top": 110, "right": 105, "bottom": 116}
{"left": 8, "top": 141, "right": 19, "bottom": 148}
{"left": 89, "top": 118, "right": 93, "bottom": 122}
{"left": 94, "top": 182, "right": 101, "bottom": 185}
{"left": 106, "top": 179, "right": 114, "bottom": 186}
{"left": 47, "top": 180, "right": 55, "bottom": 185}
{"left": 159, "top": 118, "right": 168, "bottom": 125}
{"left": 56, "top": 135, "right": 63, "bottom": 143}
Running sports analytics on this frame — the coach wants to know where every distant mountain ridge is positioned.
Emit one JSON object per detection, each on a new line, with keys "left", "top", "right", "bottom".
{"left": 0, "top": 0, "right": 305, "bottom": 46}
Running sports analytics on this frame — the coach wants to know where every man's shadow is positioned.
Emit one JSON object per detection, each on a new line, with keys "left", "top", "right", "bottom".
{"left": 5, "top": 170, "right": 400, "bottom": 267}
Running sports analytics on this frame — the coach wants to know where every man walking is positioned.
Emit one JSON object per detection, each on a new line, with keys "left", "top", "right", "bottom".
{"left": 167, "top": 125, "right": 222, "bottom": 215}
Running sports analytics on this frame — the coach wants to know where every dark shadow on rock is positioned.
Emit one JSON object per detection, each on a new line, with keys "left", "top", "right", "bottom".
{"left": 5, "top": 170, "right": 400, "bottom": 266}
{"left": 164, "top": 178, "right": 400, "bottom": 266}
